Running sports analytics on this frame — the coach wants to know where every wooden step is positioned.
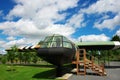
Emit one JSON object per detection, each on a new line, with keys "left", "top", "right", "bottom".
{"left": 89, "top": 64, "right": 92, "bottom": 67}
{"left": 99, "top": 69, "right": 102, "bottom": 73}
{"left": 72, "top": 48, "right": 106, "bottom": 76}
{"left": 94, "top": 68, "right": 99, "bottom": 71}
{"left": 104, "top": 72, "right": 107, "bottom": 76}
{"left": 72, "top": 61, "right": 77, "bottom": 64}
{"left": 86, "top": 59, "right": 106, "bottom": 76}
{"left": 79, "top": 63, "right": 84, "bottom": 66}
{"left": 71, "top": 68, "right": 77, "bottom": 73}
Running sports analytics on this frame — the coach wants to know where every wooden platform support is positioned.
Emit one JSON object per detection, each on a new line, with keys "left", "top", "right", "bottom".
{"left": 72, "top": 49, "right": 106, "bottom": 76}
{"left": 72, "top": 49, "right": 86, "bottom": 75}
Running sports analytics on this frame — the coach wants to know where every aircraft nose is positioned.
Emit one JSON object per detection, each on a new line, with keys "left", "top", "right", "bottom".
{"left": 37, "top": 48, "right": 49, "bottom": 56}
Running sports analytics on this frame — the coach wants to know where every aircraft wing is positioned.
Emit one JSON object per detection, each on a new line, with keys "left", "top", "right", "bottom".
{"left": 6, "top": 45, "right": 40, "bottom": 52}
{"left": 75, "top": 41, "right": 120, "bottom": 50}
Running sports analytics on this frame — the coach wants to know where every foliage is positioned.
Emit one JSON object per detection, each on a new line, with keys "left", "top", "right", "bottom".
{"left": 22, "top": 52, "right": 31, "bottom": 64}
{"left": 86, "top": 35, "right": 120, "bottom": 62}
{"left": 32, "top": 55, "right": 38, "bottom": 64}
{"left": 5, "top": 45, "right": 41, "bottom": 64}
{"left": 96, "top": 35, "right": 120, "bottom": 61}
{"left": 1, "top": 55, "right": 7, "bottom": 64}
{"left": 111, "top": 35, "right": 120, "bottom": 41}
{"left": 17, "top": 52, "right": 24, "bottom": 64}
{"left": 110, "top": 35, "right": 120, "bottom": 61}
{"left": 4, "top": 35, "right": 120, "bottom": 65}
{"left": 0, "top": 54, "right": 2, "bottom": 63}
{"left": 7, "top": 45, "right": 18, "bottom": 63}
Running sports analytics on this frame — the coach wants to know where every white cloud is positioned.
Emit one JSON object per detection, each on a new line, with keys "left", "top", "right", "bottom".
{"left": 6, "top": 36, "right": 16, "bottom": 41}
{"left": 66, "top": 13, "right": 84, "bottom": 28}
{"left": 2, "top": 38, "right": 37, "bottom": 49}
{"left": 81, "top": 0, "right": 120, "bottom": 14}
{"left": 44, "top": 24, "right": 75, "bottom": 36}
{"left": 0, "top": 21, "right": 16, "bottom": 29}
{"left": 94, "top": 14, "right": 120, "bottom": 30}
{"left": 0, "top": 0, "right": 79, "bottom": 53}
{"left": 0, "top": 0, "right": 79, "bottom": 38}
{"left": 78, "top": 34, "right": 110, "bottom": 42}
{"left": 0, "top": 40, "right": 6, "bottom": 48}
{"left": 0, "top": 38, "right": 33, "bottom": 54}
{"left": 0, "top": 19, "right": 75, "bottom": 38}
{"left": 0, "top": 40, "right": 7, "bottom": 54}
{"left": 1, "top": 0, "right": 119, "bottom": 54}
{"left": 116, "top": 29, "right": 120, "bottom": 37}
{"left": 0, "top": 37, "right": 40, "bottom": 53}
{"left": 81, "top": 0, "right": 120, "bottom": 30}
{"left": 0, "top": 49, "right": 6, "bottom": 54}
{"left": 6, "top": 0, "right": 78, "bottom": 21}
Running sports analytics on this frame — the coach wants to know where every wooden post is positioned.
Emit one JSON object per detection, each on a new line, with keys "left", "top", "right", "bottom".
{"left": 101, "top": 63, "right": 104, "bottom": 76}
{"left": 92, "top": 56, "right": 94, "bottom": 70}
{"left": 76, "top": 50, "right": 79, "bottom": 75}
{"left": 83, "top": 49, "right": 86, "bottom": 75}
{"left": 72, "top": 49, "right": 87, "bottom": 75}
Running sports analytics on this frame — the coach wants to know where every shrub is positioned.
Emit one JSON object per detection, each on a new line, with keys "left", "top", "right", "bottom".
{"left": 1, "top": 57, "right": 7, "bottom": 64}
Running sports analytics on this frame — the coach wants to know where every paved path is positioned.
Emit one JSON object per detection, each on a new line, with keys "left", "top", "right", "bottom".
{"left": 68, "top": 61, "right": 120, "bottom": 80}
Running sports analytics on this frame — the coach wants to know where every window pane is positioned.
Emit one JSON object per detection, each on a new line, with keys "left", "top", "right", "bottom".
{"left": 63, "top": 42, "right": 72, "bottom": 48}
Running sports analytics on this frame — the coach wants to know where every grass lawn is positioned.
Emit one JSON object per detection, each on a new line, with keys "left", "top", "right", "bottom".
{"left": 0, "top": 64, "right": 57, "bottom": 80}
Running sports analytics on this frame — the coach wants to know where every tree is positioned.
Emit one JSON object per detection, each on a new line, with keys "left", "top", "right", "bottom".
{"left": 7, "top": 45, "right": 18, "bottom": 64}
{"left": 17, "top": 52, "right": 23, "bottom": 64}
{"left": 110, "top": 35, "right": 120, "bottom": 61}
{"left": 111, "top": 35, "right": 120, "bottom": 41}
{"left": 1, "top": 55, "right": 7, "bottom": 64}
{"left": 0, "top": 54, "right": 2, "bottom": 63}
{"left": 22, "top": 52, "right": 32, "bottom": 64}
{"left": 7, "top": 50, "right": 15, "bottom": 63}
{"left": 32, "top": 52, "right": 38, "bottom": 64}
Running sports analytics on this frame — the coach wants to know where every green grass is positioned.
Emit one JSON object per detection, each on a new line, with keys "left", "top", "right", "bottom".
{"left": 0, "top": 64, "right": 57, "bottom": 80}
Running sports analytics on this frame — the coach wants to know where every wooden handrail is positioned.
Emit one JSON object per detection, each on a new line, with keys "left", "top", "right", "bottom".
{"left": 72, "top": 49, "right": 106, "bottom": 76}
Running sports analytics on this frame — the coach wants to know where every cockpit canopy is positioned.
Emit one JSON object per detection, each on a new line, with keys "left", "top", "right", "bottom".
{"left": 41, "top": 34, "right": 73, "bottom": 49}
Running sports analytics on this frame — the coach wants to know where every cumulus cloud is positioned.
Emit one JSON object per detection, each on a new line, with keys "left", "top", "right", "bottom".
{"left": 0, "top": 0, "right": 80, "bottom": 53}
{"left": 81, "top": 0, "right": 120, "bottom": 14}
{"left": 81, "top": 0, "right": 120, "bottom": 30}
{"left": 0, "top": 0, "right": 119, "bottom": 54}
{"left": 78, "top": 34, "right": 110, "bottom": 42}
{"left": 2, "top": 38, "right": 39, "bottom": 49}
{"left": 0, "top": 49, "right": 6, "bottom": 54}
{"left": 0, "top": 19, "right": 75, "bottom": 38}
{"left": 0, "top": 40, "right": 7, "bottom": 54}
{"left": 6, "top": 36, "right": 16, "bottom": 41}
{"left": 0, "top": 40, "right": 6, "bottom": 48}
{"left": 66, "top": 13, "right": 84, "bottom": 28}
{"left": 6, "top": 0, "right": 78, "bottom": 20}
{"left": 94, "top": 14, "right": 120, "bottom": 30}
{"left": 116, "top": 29, "right": 120, "bottom": 37}
{"left": 1, "top": 0, "right": 79, "bottom": 38}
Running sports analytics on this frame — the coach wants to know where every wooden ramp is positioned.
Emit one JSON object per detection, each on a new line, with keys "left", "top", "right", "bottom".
{"left": 72, "top": 49, "right": 107, "bottom": 76}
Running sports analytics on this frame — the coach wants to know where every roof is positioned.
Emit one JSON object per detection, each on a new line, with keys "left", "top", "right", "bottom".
{"left": 75, "top": 41, "right": 115, "bottom": 46}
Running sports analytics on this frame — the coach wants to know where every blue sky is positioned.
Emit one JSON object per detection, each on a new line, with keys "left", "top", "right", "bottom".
{"left": 0, "top": 0, "right": 120, "bottom": 54}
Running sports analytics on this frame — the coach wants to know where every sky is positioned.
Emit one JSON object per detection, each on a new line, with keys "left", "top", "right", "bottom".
{"left": 0, "top": 0, "right": 120, "bottom": 54}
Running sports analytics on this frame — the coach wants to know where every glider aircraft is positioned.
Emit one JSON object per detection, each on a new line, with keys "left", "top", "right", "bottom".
{"left": 6, "top": 34, "right": 120, "bottom": 76}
